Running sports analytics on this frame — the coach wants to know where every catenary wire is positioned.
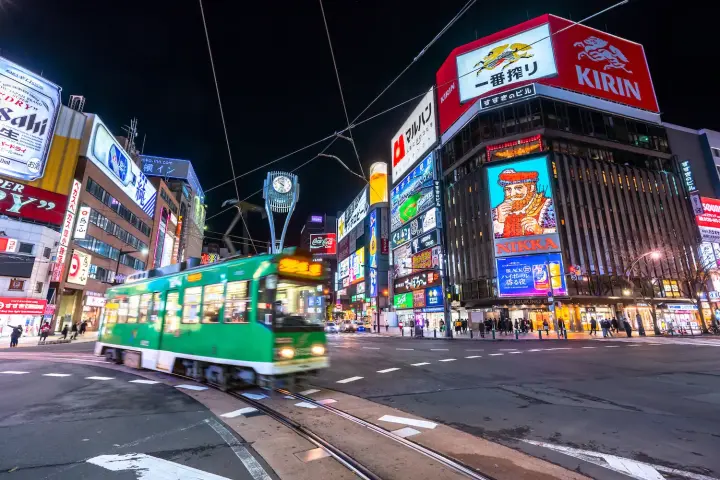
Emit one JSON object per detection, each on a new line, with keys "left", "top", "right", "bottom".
{"left": 204, "top": 0, "right": 629, "bottom": 223}
{"left": 319, "top": 0, "right": 364, "bottom": 179}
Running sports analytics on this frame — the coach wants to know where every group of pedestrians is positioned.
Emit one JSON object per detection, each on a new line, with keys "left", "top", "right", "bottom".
{"left": 6, "top": 320, "right": 90, "bottom": 347}
{"left": 588, "top": 316, "right": 633, "bottom": 337}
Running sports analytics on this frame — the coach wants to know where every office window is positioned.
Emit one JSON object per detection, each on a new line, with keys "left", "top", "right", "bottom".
{"left": 713, "top": 147, "right": 720, "bottom": 158}
{"left": 18, "top": 242, "right": 33, "bottom": 254}
{"left": 34, "top": 281, "right": 43, "bottom": 293}
{"left": 202, "top": 284, "right": 224, "bottom": 323}
{"left": 225, "top": 281, "right": 250, "bottom": 323}
{"left": 182, "top": 287, "right": 201, "bottom": 323}
{"left": 127, "top": 296, "right": 140, "bottom": 323}
{"left": 43, "top": 247, "right": 51, "bottom": 259}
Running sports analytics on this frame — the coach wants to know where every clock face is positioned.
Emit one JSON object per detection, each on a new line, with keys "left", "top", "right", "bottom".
{"left": 272, "top": 176, "right": 292, "bottom": 194}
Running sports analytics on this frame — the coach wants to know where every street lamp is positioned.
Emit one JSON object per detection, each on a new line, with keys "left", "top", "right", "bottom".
{"left": 114, "top": 247, "right": 149, "bottom": 284}
{"left": 625, "top": 250, "right": 662, "bottom": 336}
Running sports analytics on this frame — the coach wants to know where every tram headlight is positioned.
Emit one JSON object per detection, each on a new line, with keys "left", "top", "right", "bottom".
{"left": 311, "top": 345, "right": 326, "bottom": 356}
{"left": 278, "top": 347, "right": 295, "bottom": 359}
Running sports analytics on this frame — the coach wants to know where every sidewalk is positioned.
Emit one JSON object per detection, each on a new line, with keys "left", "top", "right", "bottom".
{"left": 374, "top": 326, "right": 670, "bottom": 341}
{"left": 0, "top": 331, "right": 98, "bottom": 348}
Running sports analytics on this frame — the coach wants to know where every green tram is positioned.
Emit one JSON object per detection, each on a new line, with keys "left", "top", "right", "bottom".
{"left": 95, "top": 252, "right": 329, "bottom": 388}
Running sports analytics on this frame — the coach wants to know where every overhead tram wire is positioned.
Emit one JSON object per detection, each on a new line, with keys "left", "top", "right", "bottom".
{"left": 204, "top": 0, "right": 628, "bottom": 221}
{"left": 198, "top": 0, "right": 258, "bottom": 254}
{"left": 204, "top": 0, "right": 478, "bottom": 198}
{"left": 319, "top": 0, "right": 364, "bottom": 179}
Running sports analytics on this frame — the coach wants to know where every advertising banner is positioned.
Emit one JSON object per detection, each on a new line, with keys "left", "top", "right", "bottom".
{"left": 53, "top": 179, "right": 82, "bottom": 282}
{"left": 412, "top": 246, "right": 442, "bottom": 271}
{"left": 349, "top": 248, "right": 365, "bottom": 284}
{"left": 392, "top": 243, "right": 413, "bottom": 278}
{"left": 368, "top": 210, "right": 378, "bottom": 268}
{"left": 391, "top": 88, "right": 437, "bottom": 184}
{"left": 486, "top": 155, "right": 560, "bottom": 257}
{"left": 0, "top": 297, "right": 47, "bottom": 315}
{"left": 496, "top": 252, "right": 567, "bottom": 297}
{"left": 84, "top": 115, "right": 157, "bottom": 217}
{"left": 369, "top": 162, "right": 389, "bottom": 206}
{"left": 436, "top": 15, "right": 659, "bottom": 136}
{"left": 425, "top": 285, "right": 443, "bottom": 307}
{"left": 456, "top": 23, "right": 556, "bottom": 104}
{"left": 369, "top": 268, "right": 378, "bottom": 298}
{"left": 394, "top": 292, "right": 413, "bottom": 309}
{"left": 0, "top": 237, "right": 18, "bottom": 252}
{"left": 140, "top": 155, "right": 204, "bottom": 200}
{"left": 487, "top": 135, "right": 542, "bottom": 162}
{"left": 697, "top": 197, "right": 720, "bottom": 243}
{"left": 411, "top": 229, "right": 441, "bottom": 254}
{"left": 338, "top": 257, "right": 350, "bottom": 279}
{"left": 394, "top": 271, "right": 442, "bottom": 294}
{"left": 73, "top": 206, "right": 91, "bottom": 239}
{"left": 0, "top": 180, "right": 67, "bottom": 225}
{"left": 412, "top": 290, "right": 426, "bottom": 308}
{"left": 310, "top": 233, "right": 337, "bottom": 255}
{"left": 391, "top": 207, "right": 440, "bottom": 249}
{"left": 390, "top": 154, "right": 437, "bottom": 231}
{"left": 0, "top": 57, "right": 61, "bottom": 182}
{"left": 337, "top": 186, "right": 368, "bottom": 242}
{"left": 66, "top": 249, "right": 92, "bottom": 286}
{"left": 699, "top": 242, "right": 720, "bottom": 269}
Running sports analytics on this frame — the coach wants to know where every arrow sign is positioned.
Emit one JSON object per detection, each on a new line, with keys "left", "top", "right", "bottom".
{"left": 87, "top": 453, "right": 232, "bottom": 479}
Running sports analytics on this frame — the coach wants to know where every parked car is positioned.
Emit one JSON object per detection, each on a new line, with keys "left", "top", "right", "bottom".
{"left": 324, "top": 322, "right": 339, "bottom": 333}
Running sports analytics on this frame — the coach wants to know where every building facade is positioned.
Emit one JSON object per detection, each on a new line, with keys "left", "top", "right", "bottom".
{"left": 434, "top": 14, "right": 703, "bottom": 335}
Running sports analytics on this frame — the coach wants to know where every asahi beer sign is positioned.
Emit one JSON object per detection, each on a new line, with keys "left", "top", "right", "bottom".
{"left": 391, "top": 88, "right": 437, "bottom": 184}
{"left": 310, "top": 233, "right": 336, "bottom": 255}
{"left": 0, "top": 56, "right": 61, "bottom": 182}
{"left": 337, "top": 186, "right": 368, "bottom": 242}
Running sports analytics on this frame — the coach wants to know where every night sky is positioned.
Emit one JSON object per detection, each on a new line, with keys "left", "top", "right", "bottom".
{"left": 0, "top": 0, "right": 714, "bottom": 247}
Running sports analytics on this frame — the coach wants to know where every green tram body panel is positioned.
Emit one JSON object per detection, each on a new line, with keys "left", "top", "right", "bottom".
{"left": 97, "top": 253, "right": 328, "bottom": 375}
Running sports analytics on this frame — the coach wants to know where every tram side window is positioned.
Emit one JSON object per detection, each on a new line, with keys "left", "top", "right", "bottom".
{"left": 165, "top": 291, "right": 181, "bottom": 332}
{"left": 202, "top": 284, "right": 224, "bottom": 323}
{"left": 138, "top": 293, "right": 152, "bottom": 323}
{"left": 225, "top": 281, "right": 249, "bottom": 324}
{"left": 150, "top": 292, "right": 162, "bottom": 324}
{"left": 127, "top": 296, "right": 140, "bottom": 323}
{"left": 182, "top": 286, "right": 202, "bottom": 323}
{"left": 105, "top": 302, "right": 119, "bottom": 324}
{"left": 117, "top": 297, "right": 129, "bottom": 323}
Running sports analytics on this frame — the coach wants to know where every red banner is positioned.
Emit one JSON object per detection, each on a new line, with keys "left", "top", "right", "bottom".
{"left": 0, "top": 179, "right": 68, "bottom": 225}
{"left": 0, "top": 297, "right": 47, "bottom": 315}
{"left": 309, "top": 233, "right": 337, "bottom": 255}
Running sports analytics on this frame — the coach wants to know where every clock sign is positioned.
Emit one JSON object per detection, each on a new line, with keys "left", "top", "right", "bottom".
{"left": 272, "top": 175, "right": 292, "bottom": 194}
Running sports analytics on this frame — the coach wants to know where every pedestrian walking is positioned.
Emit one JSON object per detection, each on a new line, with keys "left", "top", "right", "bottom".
{"left": 462, "top": 319, "right": 468, "bottom": 334}
{"left": 611, "top": 317, "right": 619, "bottom": 334}
{"left": 9, "top": 324, "right": 22, "bottom": 347}
{"left": 70, "top": 322, "right": 79, "bottom": 340}
{"left": 60, "top": 324, "right": 69, "bottom": 340}
{"left": 479, "top": 320, "right": 486, "bottom": 338}
{"left": 590, "top": 316, "right": 598, "bottom": 335}
{"left": 558, "top": 318, "right": 565, "bottom": 338}
{"left": 542, "top": 319, "right": 549, "bottom": 336}
{"left": 39, "top": 322, "right": 51, "bottom": 344}
{"left": 514, "top": 319, "right": 519, "bottom": 333}
{"left": 600, "top": 319, "right": 608, "bottom": 338}
{"left": 384, "top": 320, "right": 389, "bottom": 332}
{"left": 79, "top": 320, "right": 88, "bottom": 335}
{"left": 623, "top": 318, "right": 632, "bottom": 337}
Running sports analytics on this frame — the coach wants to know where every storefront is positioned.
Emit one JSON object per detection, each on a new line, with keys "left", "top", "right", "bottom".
{"left": 657, "top": 304, "right": 700, "bottom": 334}
{"left": 0, "top": 297, "right": 48, "bottom": 338}
{"left": 83, "top": 292, "right": 106, "bottom": 331}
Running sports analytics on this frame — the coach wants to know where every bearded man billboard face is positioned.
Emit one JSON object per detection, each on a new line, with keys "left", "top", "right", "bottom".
{"left": 487, "top": 156, "right": 557, "bottom": 239}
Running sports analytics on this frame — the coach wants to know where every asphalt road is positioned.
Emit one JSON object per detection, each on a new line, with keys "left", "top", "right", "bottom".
{"left": 0, "top": 357, "right": 271, "bottom": 479}
{"left": 317, "top": 334, "right": 720, "bottom": 479}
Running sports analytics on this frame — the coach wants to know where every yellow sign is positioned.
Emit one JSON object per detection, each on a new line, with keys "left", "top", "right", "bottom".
{"left": 369, "top": 162, "right": 388, "bottom": 206}
{"left": 187, "top": 273, "right": 203, "bottom": 282}
{"left": 279, "top": 258, "right": 323, "bottom": 277}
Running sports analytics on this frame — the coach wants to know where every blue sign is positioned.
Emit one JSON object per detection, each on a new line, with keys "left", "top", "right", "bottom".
{"left": 496, "top": 253, "right": 567, "bottom": 297}
{"left": 369, "top": 268, "right": 378, "bottom": 298}
{"left": 140, "top": 155, "right": 205, "bottom": 199}
{"left": 369, "top": 210, "right": 378, "bottom": 269}
{"left": 390, "top": 154, "right": 436, "bottom": 232}
{"left": 425, "top": 285, "right": 443, "bottom": 307}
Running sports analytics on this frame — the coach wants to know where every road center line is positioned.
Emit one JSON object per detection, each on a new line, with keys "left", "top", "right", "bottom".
{"left": 431, "top": 348, "right": 449, "bottom": 351}
{"left": 488, "top": 353, "right": 504, "bottom": 356}
{"left": 411, "top": 362, "right": 430, "bottom": 366}
{"left": 363, "top": 347, "right": 380, "bottom": 350}
{"left": 377, "top": 368, "right": 401, "bottom": 373}
{"left": 205, "top": 418, "right": 272, "bottom": 480}
{"left": 0, "top": 371, "right": 29, "bottom": 374}
{"left": 438, "top": 358, "right": 456, "bottom": 362}
{"left": 465, "top": 355, "right": 482, "bottom": 359}
{"left": 336, "top": 376, "right": 363, "bottom": 384}
{"left": 86, "top": 376, "right": 114, "bottom": 381}
{"left": 528, "top": 349, "right": 543, "bottom": 352}
{"left": 509, "top": 351, "right": 523, "bottom": 354}
{"left": 299, "top": 389, "right": 320, "bottom": 395}
{"left": 605, "top": 345, "right": 620, "bottom": 348}
{"left": 581, "top": 346, "right": 596, "bottom": 349}
{"left": 465, "top": 349, "right": 483, "bottom": 351}
{"left": 396, "top": 348, "right": 414, "bottom": 350}
{"left": 43, "top": 373, "right": 72, "bottom": 377}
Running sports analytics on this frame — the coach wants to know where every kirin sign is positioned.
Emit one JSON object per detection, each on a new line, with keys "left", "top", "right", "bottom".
{"left": 309, "top": 233, "right": 337, "bottom": 255}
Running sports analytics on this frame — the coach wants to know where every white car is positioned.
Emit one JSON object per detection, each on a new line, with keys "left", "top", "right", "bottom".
{"left": 324, "top": 322, "right": 340, "bottom": 333}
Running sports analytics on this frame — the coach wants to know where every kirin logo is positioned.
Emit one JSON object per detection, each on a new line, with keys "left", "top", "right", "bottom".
{"left": 574, "top": 36, "right": 632, "bottom": 74}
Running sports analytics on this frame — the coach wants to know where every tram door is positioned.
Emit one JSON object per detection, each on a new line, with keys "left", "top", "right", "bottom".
{"left": 155, "top": 290, "right": 181, "bottom": 371}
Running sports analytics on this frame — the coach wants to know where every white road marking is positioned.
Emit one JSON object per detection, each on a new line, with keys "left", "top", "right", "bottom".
{"left": 648, "top": 342, "right": 663, "bottom": 345}
{"left": 43, "top": 373, "right": 72, "bottom": 377}
{"left": 299, "top": 389, "right": 320, "bottom": 395}
{"left": 0, "top": 371, "right": 29, "bottom": 374}
{"left": 86, "top": 376, "right": 114, "bottom": 381}
{"left": 605, "top": 345, "right": 620, "bottom": 348}
{"left": 363, "top": 347, "right": 380, "bottom": 349}
{"left": 465, "top": 349, "right": 483, "bottom": 351}
{"left": 521, "top": 439, "right": 716, "bottom": 480}
{"left": 396, "top": 348, "right": 414, "bottom": 350}
{"left": 378, "top": 415, "right": 437, "bottom": 430}
{"left": 317, "top": 399, "right": 337, "bottom": 405}
{"left": 242, "top": 393, "right": 267, "bottom": 400}
{"left": 500, "top": 348, "right": 519, "bottom": 351}
{"left": 87, "top": 453, "right": 232, "bottom": 479}
{"left": 129, "top": 379, "right": 159, "bottom": 384}
{"left": 509, "top": 351, "right": 523, "bottom": 354}
{"left": 283, "top": 395, "right": 295, "bottom": 399}
{"left": 627, "top": 344, "right": 641, "bottom": 347}
{"left": 377, "top": 368, "right": 400, "bottom": 373}
{"left": 221, "top": 407, "right": 257, "bottom": 418}
{"left": 295, "top": 402, "right": 317, "bottom": 409}
{"left": 205, "top": 418, "right": 272, "bottom": 480}
{"left": 465, "top": 356, "right": 482, "bottom": 359}
{"left": 175, "top": 384, "right": 207, "bottom": 391}
{"left": 528, "top": 349, "right": 544, "bottom": 352}
{"left": 581, "top": 346, "right": 596, "bottom": 349}
{"left": 489, "top": 353, "right": 504, "bottom": 356}
{"left": 392, "top": 427, "right": 421, "bottom": 438}
{"left": 438, "top": 358, "right": 456, "bottom": 362}
{"left": 411, "top": 362, "right": 430, "bottom": 366}
{"left": 336, "top": 376, "right": 363, "bottom": 384}
{"left": 431, "top": 348, "right": 449, "bottom": 351}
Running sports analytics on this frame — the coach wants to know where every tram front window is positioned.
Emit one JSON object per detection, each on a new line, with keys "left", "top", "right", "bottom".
{"left": 272, "top": 279, "right": 324, "bottom": 329}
